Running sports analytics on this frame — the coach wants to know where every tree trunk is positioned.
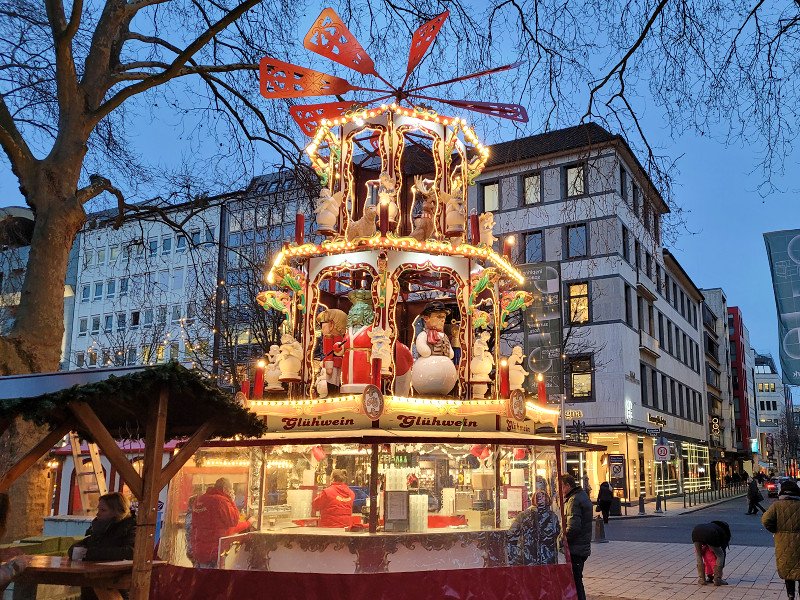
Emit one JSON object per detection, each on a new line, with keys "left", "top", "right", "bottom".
{"left": 0, "top": 193, "right": 84, "bottom": 375}
{"left": 0, "top": 183, "right": 85, "bottom": 540}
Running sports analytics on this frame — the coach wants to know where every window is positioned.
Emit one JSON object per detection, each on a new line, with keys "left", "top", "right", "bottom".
{"left": 643, "top": 202, "right": 651, "bottom": 232}
{"left": 205, "top": 226, "right": 215, "bottom": 243}
{"left": 130, "top": 310, "right": 140, "bottom": 329}
{"left": 190, "top": 230, "right": 201, "bottom": 245}
{"left": 148, "top": 238, "right": 158, "bottom": 256}
{"left": 90, "top": 316, "right": 100, "bottom": 335}
{"left": 665, "top": 275, "right": 671, "bottom": 302}
{"left": 116, "top": 312, "right": 126, "bottom": 331}
{"left": 81, "top": 285, "right": 90, "bottom": 303}
{"left": 760, "top": 401, "right": 765, "bottom": 411}
{"left": 620, "top": 167, "right": 628, "bottom": 201}
{"left": 565, "top": 164, "right": 585, "bottom": 197}
{"left": 169, "top": 342, "right": 180, "bottom": 362}
{"left": 171, "top": 268, "right": 185, "bottom": 291}
{"left": 524, "top": 231, "right": 543, "bottom": 263}
{"left": 76, "top": 352, "right": 85, "bottom": 368}
{"left": 176, "top": 234, "right": 187, "bottom": 254}
{"left": 622, "top": 226, "right": 630, "bottom": 262}
{"left": 186, "top": 301, "right": 196, "bottom": 324}
{"left": 93, "top": 282, "right": 103, "bottom": 301}
{"left": 645, "top": 252, "right": 652, "bottom": 279}
{"left": 568, "top": 356, "right": 593, "bottom": 401}
{"left": 88, "top": 350, "right": 97, "bottom": 367}
{"left": 481, "top": 182, "right": 499, "bottom": 212}
{"left": 109, "top": 246, "right": 119, "bottom": 263}
{"left": 652, "top": 368, "right": 659, "bottom": 410}
{"left": 158, "top": 270, "right": 169, "bottom": 289}
{"left": 566, "top": 224, "right": 587, "bottom": 258}
{"left": 641, "top": 364, "right": 649, "bottom": 406}
{"left": 156, "top": 345, "right": 166, "bottom": 363}
{"left": 114, "top": 350, "right": 125, "bottom": 367}
{"left": 653, "top": 214, "right": 661, "bottom": 243}
{"left": 661, "top": 374, "right": 668, "bottom": 411}
{"left": 119, "top": 277, "right": 128, "bottom": 296}
{"left": 83, "top": 251, "right": 93, "bottom": 268}
{"left": 127, "top": 348, "right": 137, "bottom": 366}
{"left": 670, "top": 380, "right": 676, "bottom": 413}
{"left": 634, "top": 240, "right": 641, "bottom": 271}
{"left": 523, "top": 174, "right": 541, "bottom": 205}
{"left": 568, "top": 282, "right": 590, "bottom": 324}
{"left": 96, "top": 248, "right": 106, "bottom": 265}
{"left": 171, "top": 304, "right": 182, "bottom": 323}
{"left": 658, "top": 313, "right": 665, "bottom": 347}
{"left": 632, "top": 184, "right": 640, "bottom": 216}
{"left": 678, "top": 385, "right": 685, "bottom": 418}
{"left": 667, "top": 322, "right": 673, "bottom": 354}
{"left": 143, "top": 308, "right": 154, "bottom": 327}
{"left": 625, "top": 284, "right": 633, "bottom": 327}
{"left": 770, "top": 382, "right": 776, "bottom": 393}
{"left": 161, "top": 236, "right": 172, "bottom": 255}
{"left": 103, "top": 314, "right": 113, "bottom": 332}
{"left": 637, "top": 295, "right": 645, "bottom": 332}
{"left": 157, "top": 306, "right": 167, "bottom": 325}
{"left": 78, "top": 318, "right": 88, "bottom": 337}
{"left": 656, "top": 264, "right": 662, "bottom": 292}
{"left": 106, "top": 279, "right": 116, "bottom": 298}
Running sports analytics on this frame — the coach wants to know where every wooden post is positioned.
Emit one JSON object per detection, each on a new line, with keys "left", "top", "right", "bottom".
{"left": 368, "top": 443, "right": 379, "bottom": 534}
{"left": 130, "top": 387, "right": 168, "bottom": 600}
{"left": 0, "top": 421, "right": 72, "bottom": 493}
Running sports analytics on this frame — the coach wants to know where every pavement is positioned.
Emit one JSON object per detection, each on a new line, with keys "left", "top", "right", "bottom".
{"left": 584, "top": 493, "right": 787, "bottom": 600}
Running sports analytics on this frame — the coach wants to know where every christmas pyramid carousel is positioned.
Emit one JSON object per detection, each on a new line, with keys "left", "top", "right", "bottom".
{"left": 246, "top": 7, "right": 560, "bottom": 435}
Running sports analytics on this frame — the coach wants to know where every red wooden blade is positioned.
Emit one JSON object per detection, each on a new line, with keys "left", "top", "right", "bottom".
{"left": 406, "top": 11, "right": 449, "bottom": 78}
{"left": 290, "top": 101, "right": 365, "bottom": 135}
{"left": 259, "top": 57, "right": 358, "bottom": 98}
{"left": 406, "top": 61, "right": 523, "bottom": 93}
{"left": 411, "top": 96, "right": 529, "bottom": 123}
{"left": 304, "top": 8, "right": 377, "bottom": 76}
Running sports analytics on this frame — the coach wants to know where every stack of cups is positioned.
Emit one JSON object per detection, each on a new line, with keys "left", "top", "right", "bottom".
{"left": 409, "top": 494, "right": 428, "bottom": 532}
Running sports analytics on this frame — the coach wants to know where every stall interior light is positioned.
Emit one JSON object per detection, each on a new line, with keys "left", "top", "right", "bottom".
{"left": 200, "top": 458, "right": 251, "bottom": 468}
{"left": 266, "top": 460, "right": 292, "bottom": 469}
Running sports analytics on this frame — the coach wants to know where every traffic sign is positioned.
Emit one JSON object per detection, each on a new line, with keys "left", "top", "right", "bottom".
{"left": 645, "top": 428, "right": 661, "bottom": 437}
{"left": 654, "top": 444, "right": 670, "bottom": 462}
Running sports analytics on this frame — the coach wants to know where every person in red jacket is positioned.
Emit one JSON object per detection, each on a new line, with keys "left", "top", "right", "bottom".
{"left": 313, "top": 469, "right": 355, "bottom": 528}
{"left": 190, "top": 478, "right": 253, "bottom": 567}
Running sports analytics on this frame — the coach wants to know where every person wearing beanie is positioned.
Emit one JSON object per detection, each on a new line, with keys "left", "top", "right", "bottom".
{"left": 762, "top": 479, "right": 800, "bottom": 600}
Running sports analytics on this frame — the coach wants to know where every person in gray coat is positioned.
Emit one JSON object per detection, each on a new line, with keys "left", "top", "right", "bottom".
{"left": 762, "top": 479, "right": 800, "bottom": 600}
{"left": 560, "top": 473, "right": 593, "bottom": 600}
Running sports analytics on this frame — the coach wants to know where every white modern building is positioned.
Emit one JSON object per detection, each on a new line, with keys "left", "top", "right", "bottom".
{"left": 68, "top": 202, "right": 223, "bottom": 373}
{"left": 754, "top": 353, "right": 791, "bottom": 473}
{"left": 469, "top": 123, "right": 710, "bottom": 497}
{"left": 700, "top": 288, "right": 738, "bottom": 479}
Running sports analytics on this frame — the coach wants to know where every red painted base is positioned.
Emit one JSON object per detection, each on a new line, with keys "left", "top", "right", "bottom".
{"left": 150, "top": 563, "right": 577, "bottom": 600}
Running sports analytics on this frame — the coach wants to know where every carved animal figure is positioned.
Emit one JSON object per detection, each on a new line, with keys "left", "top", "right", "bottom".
{"left": 346, "top": 204, "right": 378, "bottom": 241}
{"left": 479, "top": 212, "right": 496, "bottom": 247}
{"left": 315, "top": 188, "right": 344, "bottom": 235}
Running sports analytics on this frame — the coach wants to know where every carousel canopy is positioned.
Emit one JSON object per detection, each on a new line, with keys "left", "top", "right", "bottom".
{"left": 0, "top": 363, "right": 265, "bottom": 441}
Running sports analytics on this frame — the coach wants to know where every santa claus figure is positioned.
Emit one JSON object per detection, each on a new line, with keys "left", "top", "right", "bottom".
{"left": 335, "top": 290, "right": 412, "bottom": 395}
{"left": 317, "top": 308, "right": 347, "bottom": 393}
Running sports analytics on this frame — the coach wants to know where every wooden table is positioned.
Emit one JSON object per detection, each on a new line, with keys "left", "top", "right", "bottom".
{"left": 12, "top": 555, "right": 143, "bottom": 600}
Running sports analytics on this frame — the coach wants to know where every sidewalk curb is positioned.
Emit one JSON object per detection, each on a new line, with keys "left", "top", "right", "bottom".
{"left": 606, "top": 492, "right": 747, "bottom": 520}
{"left": 678, "top": 493, "right": 746, "bottom": 515}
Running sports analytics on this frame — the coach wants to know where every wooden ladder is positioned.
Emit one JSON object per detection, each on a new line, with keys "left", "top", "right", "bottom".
{"left": 68, "top": 432, "right": 108, "bottom": 515}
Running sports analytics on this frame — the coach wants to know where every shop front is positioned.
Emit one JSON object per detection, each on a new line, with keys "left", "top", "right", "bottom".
{"left": 572, "top": 430, "right": 710, "bottom": 503}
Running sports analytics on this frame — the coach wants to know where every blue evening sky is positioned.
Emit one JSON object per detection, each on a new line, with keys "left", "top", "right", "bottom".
{"left": 0, "top": 8, "right": 796, "bottom": 396}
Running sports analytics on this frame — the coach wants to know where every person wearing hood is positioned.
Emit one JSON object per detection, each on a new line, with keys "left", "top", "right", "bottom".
{"left": 762, "top": 479, "right": 800, "bottom": 600}
{"left": 313, "top": 469, "right": 356, "bottom": 528}
{"left": 507, "top": 489, "right": 561, "bottom": 566}
{"left": 68, "top": 492, "right": 136, "bottom": 599}
{"left": 691, "top": 520, "right": 731, "bottom": 586}
{"left": 596, "top": 482, "right": 614, "bottom": 524}
{"left": 190, "top": 478, "right": 255, "bottom": 568}
{"left": 747, "top": 478, "right": 767, "bottom": 514}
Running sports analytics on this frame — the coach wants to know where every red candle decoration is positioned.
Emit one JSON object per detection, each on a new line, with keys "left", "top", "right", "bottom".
{"left": 240, "top": 378, "right": 250, "bottom": 399}
{"left": 537, "top": 375, "right": 547, "bottom": 405}
{"left": 499, "top": 359, "right": 510, "bottom": 398}
{"left": 294, "top": 213, "right": 305, "bottom": 245}
{"left": 371, "top": 357, "right": 382, "bottom": 386}
{"left": 379, "top": 202, "right": 389, "bottom": 237}
{"left": 469, "top": 214, "right": 480, "bottom": 244}
{"left": 253, "top": 361, "right": 265, "bottom": 399}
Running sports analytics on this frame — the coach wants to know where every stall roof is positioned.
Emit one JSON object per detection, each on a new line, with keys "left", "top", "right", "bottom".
{"left": 200, "top": 428, "right": 607, "bottom": 450}
{"left": 0, "top": 363, "right": 265, "bottom": 441}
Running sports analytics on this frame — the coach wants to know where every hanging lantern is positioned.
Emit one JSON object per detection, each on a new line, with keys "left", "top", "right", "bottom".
{"left": 514, "top": 448, "right": 527, "bottom": 461}
{"left": 311, "top": 446, "right": 327, "bottom": 461}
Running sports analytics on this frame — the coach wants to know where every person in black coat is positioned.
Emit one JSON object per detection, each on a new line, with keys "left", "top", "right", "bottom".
{"left": 596, "top": 482, "right": 614, "bottom": 524}
{"left": 69, "top": 492, "right": 136, "bottom": 600}
{"left": 691, "top": 520, "right": 731, "bottom": 586}
{"left": 746, "top": 478, "right": 766, "bottom": 515}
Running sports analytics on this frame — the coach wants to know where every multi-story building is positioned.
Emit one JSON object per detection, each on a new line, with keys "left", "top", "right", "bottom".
{"left": 728, "top": 306, "right": 758, "bottom": 472}
{"left": 68, "top": 201, "right": 223, "bottom": 373}
{"left": 754, "top": 353, "right": 792, "bottom": 474}
{"left": 1, "top": 206, "right": 78, "bottom": 368}
{"left": 699, "top": 288, "right": 737, "bottom": 480}
{"left": 469, "top": 123, "right": 709, "bottom": 498}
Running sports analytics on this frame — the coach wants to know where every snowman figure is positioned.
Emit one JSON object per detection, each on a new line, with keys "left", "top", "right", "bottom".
{"left": 411, "top": 301, "right": 458, "bottom": 395}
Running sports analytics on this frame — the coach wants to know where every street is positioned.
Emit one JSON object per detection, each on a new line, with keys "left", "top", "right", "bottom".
{"left": 604, "top": 494, "right": 777, "bottom": 546}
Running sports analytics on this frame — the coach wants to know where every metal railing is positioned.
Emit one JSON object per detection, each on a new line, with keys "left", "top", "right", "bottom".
{"left": 683, "top": 481, "right": 746, "bottom": 508}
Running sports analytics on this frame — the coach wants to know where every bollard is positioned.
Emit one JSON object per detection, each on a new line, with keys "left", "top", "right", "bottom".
{"left": 655, "top": 494, "right": 663, "bottom": 513}
{"left": 638, "top": 494, "right": 646, "bottom": 515}
{"left": 593, "top": 515, "right": 609, "bottom": 543}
